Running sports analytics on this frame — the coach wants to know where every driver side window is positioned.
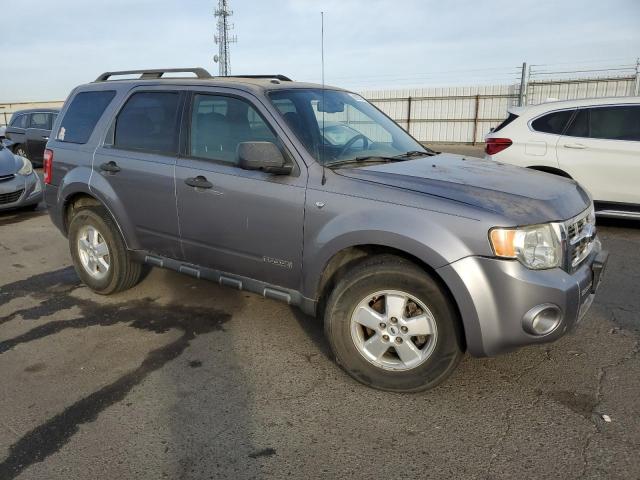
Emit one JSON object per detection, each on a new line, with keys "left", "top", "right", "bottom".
{"left": 189, "top": 94, "right": 279, "bottom": 164}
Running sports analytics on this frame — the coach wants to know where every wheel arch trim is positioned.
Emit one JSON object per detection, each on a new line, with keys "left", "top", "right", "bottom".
{"left": 60, "top": 184, "right": 135, "bottom": 250}
{"left": 308, "top": 240, "right": 469, "bottom": 351}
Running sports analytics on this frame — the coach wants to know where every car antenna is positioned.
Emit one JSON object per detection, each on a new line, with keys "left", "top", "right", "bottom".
{"left": 320, "top": 11, "right": 327, "bottom": 185}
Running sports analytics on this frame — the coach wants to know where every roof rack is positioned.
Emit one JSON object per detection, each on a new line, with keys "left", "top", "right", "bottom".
{"left": 225, "top": 75, "right": 293, "bottom": 82}
{"left": 95, "top": 68, "right": 212, "bottom": 82}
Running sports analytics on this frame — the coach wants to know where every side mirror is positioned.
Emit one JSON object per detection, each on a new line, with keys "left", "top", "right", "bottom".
{"left": 236, "top": 142, "right": 292, "bottom": 175}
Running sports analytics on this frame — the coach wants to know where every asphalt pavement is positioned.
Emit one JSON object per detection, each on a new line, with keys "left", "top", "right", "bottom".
{"left": 0, "top": 200, "right": 638, "bottom": 479}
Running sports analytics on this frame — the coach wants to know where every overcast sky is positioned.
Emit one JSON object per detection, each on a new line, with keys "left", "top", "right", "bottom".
{"left": 0, "top": 0, "right": 638, "bottom": 102}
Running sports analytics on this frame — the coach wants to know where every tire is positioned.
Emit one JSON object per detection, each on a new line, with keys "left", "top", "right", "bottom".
{"left": 68, "top": 207, "right": 144, "bottom": 295}
{"left": 14, "top": 145, "right": 28, "bottom": 159}
{"left": 324, "top": 255, "right": 463, "bottom": 392}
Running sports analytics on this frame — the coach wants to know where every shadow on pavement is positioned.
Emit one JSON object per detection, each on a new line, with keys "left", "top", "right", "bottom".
{"left": 0, "top": 267, "right": 265, "bottom": 479}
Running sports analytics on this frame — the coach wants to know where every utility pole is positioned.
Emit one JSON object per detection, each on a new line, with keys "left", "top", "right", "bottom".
{"left": 634, "top": 57, "right": 640, "bottom": 96}
{"left": 518, "top": 62, "right": 528, "bottom": 106}
{"left": 214, "top": 0, "right": 237, "bottom": 76}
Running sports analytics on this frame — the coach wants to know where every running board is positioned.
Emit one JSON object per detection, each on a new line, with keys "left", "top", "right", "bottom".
{"left": 141, "top": 253, "right": 316, "bottom": 315}
{"left": 596, "top": 210, "right": 640, "bottom": 219}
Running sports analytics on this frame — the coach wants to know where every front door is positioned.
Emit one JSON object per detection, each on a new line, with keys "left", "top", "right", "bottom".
{"left": 176, "top": 92, "right": 306, "bottom": 290}
{"left": 557, "top": 105, "right": 640, "bottom": 204}
{"left": 93, "top": 89, "right": 184, "bottom": 259}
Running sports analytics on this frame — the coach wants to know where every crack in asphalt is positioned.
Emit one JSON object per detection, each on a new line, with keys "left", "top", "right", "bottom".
{"left": 0, "top": 267, "right": 234, "bottom": 479}
{"left": 578, "top": 315, "right": 639, "bottom": 479}
{"left": 485, "top": 407, "right": 513, "bottom": 480}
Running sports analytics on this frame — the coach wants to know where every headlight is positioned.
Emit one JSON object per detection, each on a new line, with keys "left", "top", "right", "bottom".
{"left": 489, "top": 223, "right": 563, "bottom": 270}
{"left": 16, "top": 156, "right": 33, "bottom": 176}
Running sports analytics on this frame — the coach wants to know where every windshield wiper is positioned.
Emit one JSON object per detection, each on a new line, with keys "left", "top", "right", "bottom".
{"left": 392, "top": 150, "right": 438, "bottom": 159}
{"left": 325, "top": 156, "right": 402, "bottom": 168}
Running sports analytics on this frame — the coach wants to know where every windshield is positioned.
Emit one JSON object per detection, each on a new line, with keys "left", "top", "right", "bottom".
{"left": 269, "top": 89, "right": 428, "bottom": 165}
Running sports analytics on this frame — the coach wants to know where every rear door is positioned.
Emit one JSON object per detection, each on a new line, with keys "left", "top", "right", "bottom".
{"left": 557, "top": 105, "right": 640, "bottom": 204}
{"left": 526, "top": 109, "right": 575, "bottom": 162}
{"left": 175, "top": 90, "right": 306, "bottom": 290}
{"left": 93, "top": 88, "right": 184, "bottom": 259}
{"left": 25, "top": 112, "right": 52, "bottom": 163}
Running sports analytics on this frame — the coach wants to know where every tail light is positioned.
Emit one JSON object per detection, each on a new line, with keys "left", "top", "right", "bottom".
{"left": 43, "top": 149, "right": 53, "bottom": 184}
{"left": 485, "top": 138, "right": 512, "bottom": 156}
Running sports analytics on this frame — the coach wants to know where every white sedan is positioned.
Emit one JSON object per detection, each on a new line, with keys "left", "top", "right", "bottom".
{"left": 485, "top": 97, "right": 640, "bottom": 219}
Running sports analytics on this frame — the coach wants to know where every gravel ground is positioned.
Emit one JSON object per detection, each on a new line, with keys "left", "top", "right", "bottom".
{"left": 0, "top": 203, "right": 638, "bottom": 480}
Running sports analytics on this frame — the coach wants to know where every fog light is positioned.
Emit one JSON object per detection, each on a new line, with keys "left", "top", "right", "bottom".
{"left": 522, "top": 304, "right": 562, "bottom": 336}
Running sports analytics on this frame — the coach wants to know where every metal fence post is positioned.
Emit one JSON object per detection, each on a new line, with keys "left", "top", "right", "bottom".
{"left": 518, "top": 62, "right": 528, "bottom": 106}
{"left": 635, "top": 58, "right": 640, "bottom": 96}
{"left": 406, "top": 96, "right": 412, "bottom": 134}
{"left": 472, "top": 94, "right": 480, "bottom": 145}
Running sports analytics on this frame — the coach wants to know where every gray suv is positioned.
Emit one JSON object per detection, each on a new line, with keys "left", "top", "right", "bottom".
{"left": 44, "top": 68, "right": 608, "bottom": 392}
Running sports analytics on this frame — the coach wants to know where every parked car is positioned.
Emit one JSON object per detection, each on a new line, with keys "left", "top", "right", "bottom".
{"left": 0, "top": 143, "right": 43, "bottom": 211}
{"left": 4, "top": 108, "right": 60, "bottom": 167}
{"left": 485, "top": 97, "right": 640, "bottom": 219}
{"left": 45, "top": 68, "right": 607, "bottom": 392}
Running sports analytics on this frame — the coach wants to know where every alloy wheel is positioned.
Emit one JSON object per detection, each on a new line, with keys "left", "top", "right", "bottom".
{"left": 77, "top": 225, "right": 110, "bottom": 280}
{"left": 350, "top": 290, "right": 438, "bottom": 371}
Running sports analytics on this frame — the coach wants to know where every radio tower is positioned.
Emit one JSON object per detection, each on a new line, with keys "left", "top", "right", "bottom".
{"left": 214, "top": 0, "right": 237, "bottom": 76}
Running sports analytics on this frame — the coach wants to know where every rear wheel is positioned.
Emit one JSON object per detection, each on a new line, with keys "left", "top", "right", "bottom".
{"left": 14, "top": 145, "right": 27, "bottom": 159}
{"left": 68, "top": 207, "right": 144, "bottom": 295}
{"left": 324, "top": 255, "right": 463, "bottom": 392}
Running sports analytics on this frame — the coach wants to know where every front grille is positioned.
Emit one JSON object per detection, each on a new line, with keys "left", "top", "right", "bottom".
{"left": 0, "top": 188, "right": 24, "bottom": 205}
{"left": 0, "top": 174, "right": 16, "bottom": 182}
{"left": 565, "top": 207, "right": 596, "bottom": 270}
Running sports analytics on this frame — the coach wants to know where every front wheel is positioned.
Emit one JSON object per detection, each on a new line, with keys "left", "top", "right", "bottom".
{"left": 68, "top": 207, "right": 144, "bottom": 295}
{"left": 324, "top": 255, "right": 463, "bottom": 392}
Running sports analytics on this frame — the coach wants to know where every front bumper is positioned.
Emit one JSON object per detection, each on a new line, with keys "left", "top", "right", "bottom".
{"left": 438, "top": 239, "right": 608, "bottom": 357}
{"left": 0, "top": 172, "right": 42, "bottom": 211}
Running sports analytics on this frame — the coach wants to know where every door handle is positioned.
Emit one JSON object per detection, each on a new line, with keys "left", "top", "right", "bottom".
{"left": 185, "top": 175, "right": 213, "bottom": 189}
{"left": 42, "top": 136, "right": 49, "bottom": 140}
{"left": 99, "top": 161, "right": 121, "bottom": 173}
{"left": 563, "top": 143, "right": 587, "bottom": 149}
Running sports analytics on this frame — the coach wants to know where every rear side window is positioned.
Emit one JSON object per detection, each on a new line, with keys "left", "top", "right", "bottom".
{"left": 492, "top": 113, "right": 518, "bottom": 133}
{"left": 29, "top": 113, "right": 49, "bottom": 129}
{"left": 10, "top": 114, "right": 27, "bottom": 128}
{"left": 114, "top": 92, "right": 181, "bottom": 154}
{"left": 589, "top": 106, "right": 640, "bottom": 141}
{"left": 564, "top": 109, "right": 589, "bottom": 138}
{"left": 58, "top": 91, "right": 116, "bottom": 144}
{"left": 531, "top": 110, "right": 574, "bottom": 134}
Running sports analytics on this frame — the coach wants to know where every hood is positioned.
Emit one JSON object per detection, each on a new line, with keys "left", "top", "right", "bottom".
{"left": 336, "top": 154, "right": 591, "bottom": 225}
{"left": 0, "top": 147, "right": 19, "bottom": 176}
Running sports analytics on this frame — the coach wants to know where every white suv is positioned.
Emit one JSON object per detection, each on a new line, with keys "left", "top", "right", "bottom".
{"left": 485, "top": 97, "right": 640, "bottom": 219}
